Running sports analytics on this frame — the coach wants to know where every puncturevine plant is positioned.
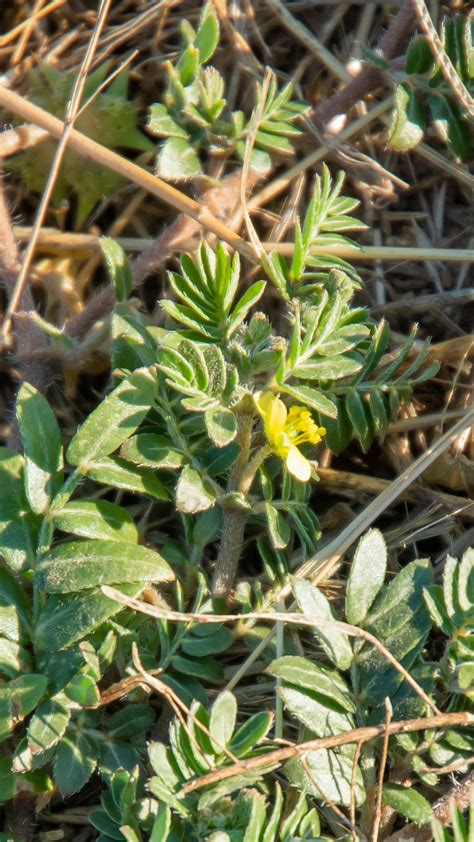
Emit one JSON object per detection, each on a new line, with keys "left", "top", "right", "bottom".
{"left": 3, "top": 167, "right": 473, "bottom": 837}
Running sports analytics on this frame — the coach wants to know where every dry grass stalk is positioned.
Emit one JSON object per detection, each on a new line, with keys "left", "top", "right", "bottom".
{"left": 1, "top": 0, "right": 114, "bottom": 343}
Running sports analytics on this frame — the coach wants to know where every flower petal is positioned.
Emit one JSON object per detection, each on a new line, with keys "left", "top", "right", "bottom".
{"left": 266, "top": 394, "right": 287, "bottom": 438}
{"left": 286, "top": 446, "right": 311, "bottom": 482}
{"left": 254, "top": 391, "right": 274, "bottom": 417}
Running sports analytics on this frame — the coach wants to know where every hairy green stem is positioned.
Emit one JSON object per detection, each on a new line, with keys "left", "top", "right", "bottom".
{"left": 211, "top": 407, "right": 255, "bottom": 599}
{"left": 212, "top": 508, "right": 248, "bottom": 599}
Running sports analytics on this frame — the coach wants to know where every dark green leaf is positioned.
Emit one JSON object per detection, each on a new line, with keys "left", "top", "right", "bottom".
{"left": 346, "top": 390, "right": 373, "bottom": 451}
{"left": 382, "top": 784, "right": 432, "bottom": 825}
{"left": 107, "top": 704, "right": 154, "bottom": 739}
{"left": 35, "top": 584, "right": 145, "bottom": 653}
{"left": 202, "top": 442, "right": 240, "bottom": 476}
{"left": 229, "top": 712, "right": 273, "bottom": 757}
{"left": 181, "top": 626, "right": 232, "bottom": 656}
{"left": 16, "top": 383, "right": 63, "bottom": 514}
{"left": 406, "top": 36, "right": 435, "bottom": 74}
{"left": 346, "top": 529, "right": 387, "bottom": 625}
{"left": 53, "top": 500, "right": 138, "bottom": 543}
{"left": 67, "top": 369, "right": 157, "bottom": 467}
{"left": 176, "top": 466, "right": 216, "bottom": 513}
{"left": 292, "top": 577, "right": 352, "bottom": 670}
{"left": 120, "top": 434, "right": 185, "bottom": 469}
{"left": 323, "top": 398, "right": 352, "bottom": 454}
{"left": 36, "top": 540, "right": 174, "bottom": 593}
{"left": 54, "top": 733, "right": 97, "bottom": 795}
{"left": 87, "top": 456, "right": 169, "bottom": 500}
{"left": 429, "top": 94, "right": 472, "bottom": 160}
{"left": 170, "top": 654, "right": 223, "bottom": 683}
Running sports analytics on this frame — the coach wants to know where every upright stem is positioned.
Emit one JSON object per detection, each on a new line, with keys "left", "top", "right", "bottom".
{"left": 211, "top": 406, "right": 254, "bottom": 600}
{"left": 212, "top": 508, "right": 248, "bottom": 599}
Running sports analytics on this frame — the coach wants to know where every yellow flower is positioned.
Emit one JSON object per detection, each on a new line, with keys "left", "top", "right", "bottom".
{"left": 255, "top": 392, "right": 326, "bottom": 482}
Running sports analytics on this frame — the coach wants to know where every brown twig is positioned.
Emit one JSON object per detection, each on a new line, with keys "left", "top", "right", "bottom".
{"left": 0, "top": 86, "right": 256, "bottom": 269}
{"left": 371, "top": 699, "right": 393, "bottom": 842}
{"left": 101, "top": 588, "right": 440, "bottom": 715}
{"left": 1, "top": 0, "right": 113, "bottom": 344}
{"left": 131, "top": 643, "right": 242, "bottom": 767}
{"left": 0, "top": 0, "right": 66, "bottom": 47}
{"left": 180, "top": 712, "right": 473, "bottom": 795}
{"left": 350, "top": 740, "right": 365, "bottom": 840}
